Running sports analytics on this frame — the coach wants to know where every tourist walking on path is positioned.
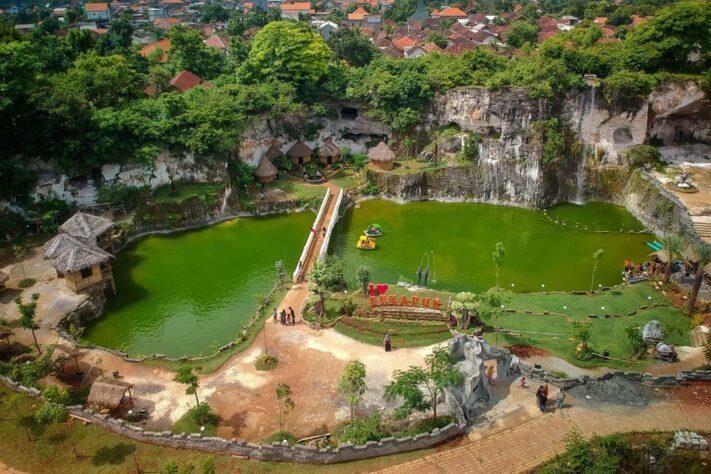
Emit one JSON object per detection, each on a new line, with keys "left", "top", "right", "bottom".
{"left": 556, "top": 388, "right": 566, "bottom": 410}
{"left": 280, "top": 309, "right": 287, "bottom": 325}
{"left": 273, "top": 307, "right": 278, "bottom": 323}
{"left": 289, "top": 307, "right": 296, "bottom": 325}
{"left": 536, "top": 386, "right": 547, "bottom": 412}
{"left": 384, "top": 331, "right": 391, "bottom": 352}
{"left": 286, "top": 311, "right": 291, "bottom": 325}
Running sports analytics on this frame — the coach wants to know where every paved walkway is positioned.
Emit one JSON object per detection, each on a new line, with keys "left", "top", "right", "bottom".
{"left": 376, "top": 400, "right": 711, "bottom": 473}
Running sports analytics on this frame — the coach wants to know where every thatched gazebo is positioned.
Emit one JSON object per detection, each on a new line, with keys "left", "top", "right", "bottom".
{"left": 318, "top": 138, "right": 341, "bottom": 166}
{"left": 60, "top": 212, "right": 114, "bottom": 250}
{"left": 87, "top": 378, "right": 134, "bottom": 415}
{"left": 264, "top": 142, "right": 283, "bottom": 162}
{"left": 43, "top": 233, "right": 115, "bottom": 294}
{"left": 368, "top": 141, "right": 396, "bottom": 171}
{"left": 286, "top": 141, "right": 313, "bottom": 166}
{"left": 0, "top": 271, "right": 8, "bottom": 291}
{"left": 254, "top": 155, "right": 278, "bottom": 184}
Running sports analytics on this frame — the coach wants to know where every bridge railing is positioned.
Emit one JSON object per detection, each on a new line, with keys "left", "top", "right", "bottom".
{"left": 292, "top": 188, "right": 331, "bottom": 283}
{"left": 317, "top": 187, "right": 344, "bottom": 262}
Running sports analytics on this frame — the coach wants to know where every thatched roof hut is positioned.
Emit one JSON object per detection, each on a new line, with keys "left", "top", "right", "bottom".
{"left": 254, "top": 155, "right": 278, "bottom": 184}
{"left": 264, "top": 142, "right": 283, "bottom": 160}
{"left": 318, "top": 138, "right": 341, "bottom": 165}
{"left": 368, "top": 141, "right": 395, "bottom": 171}
{"left": 60, "top": 212, "right": 113, "bottom": 242}
{"left": 286, "top": 141, "right": 312, "bottom": 165}
{"left": 87, "top": 378, "right": 133, "bottom": 413}
{"left": 43, "top": 233, "right": 113, "bottom": 274}
{"left": 0, "top": 271, "right": 8, "bottom": 290}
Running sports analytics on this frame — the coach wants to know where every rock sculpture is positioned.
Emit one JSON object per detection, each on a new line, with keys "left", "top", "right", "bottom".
{"left": 642, "top": 320, "right": 664, "bottom": 343}
{"left": 444, "top": 333, "right": 519, "bottom": 425}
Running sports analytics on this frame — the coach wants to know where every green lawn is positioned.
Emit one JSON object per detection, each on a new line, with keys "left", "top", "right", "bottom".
{"left": 329, "top": 170, "right": 362, "bottom": 190}
{"left": 152, "top": 183, "right": 224, "bottom": 204}
{"left": 492, "top": 284, "right": 690, "bottom": 369}
{"left": 266, "top": 177, "right": 327, "bottom": 201}
{"left": 0, "top": 387, "right": 442, "bottom": 474}
{"left": 326, "top": 284, "right": 691, "bottom": 369}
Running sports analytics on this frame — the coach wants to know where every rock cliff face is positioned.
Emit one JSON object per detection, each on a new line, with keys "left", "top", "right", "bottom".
{"left": 374, "top": 81, "right": 710, "bottom": 208}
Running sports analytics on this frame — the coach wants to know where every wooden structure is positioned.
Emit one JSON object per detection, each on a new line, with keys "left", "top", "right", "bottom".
{"left": 43, "top": 233, "right": 115, "bottom": 294}
{"left": 264, "top": 142, "right": 283, "bottom": 162}
{"left": 0, "top": 271, "right": 7, "bottom": 291}
{"left": 44, "top": 210, "right": 117, "bottom": 295}
{"left": 318, "top": 138, "right": 341, "bottom": 165}
{"left": 254, "top": 155, "right": 278, "bottom": 184}
{"left": 286, "top": 141, "right": 313, "bottom": 166}
{"left": 368, "top": 141, "right": 396, "bottom": 171}
{"left": 87, "top": 378, "right": 134, "bottom": 415}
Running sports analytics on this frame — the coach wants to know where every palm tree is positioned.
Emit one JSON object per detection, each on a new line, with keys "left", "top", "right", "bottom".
{"left": 661, "top": 233, "right": 685, "bottom": 284}
{"left": 590, "top": 249, "right": 604, "bottom": 292}
{"left": 688, "top": 243, "right": 711, "bottom": 314}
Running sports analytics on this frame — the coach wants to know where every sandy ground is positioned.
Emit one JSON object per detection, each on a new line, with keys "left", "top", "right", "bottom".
{"left": 653, "top": 165, "right": 711, "bottom": 216}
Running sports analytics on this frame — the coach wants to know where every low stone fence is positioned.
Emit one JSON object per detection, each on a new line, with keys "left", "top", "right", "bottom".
{"left": 366, "top": 306, "right": 446, "bottom": 322}
{"left": 520, "top": 363, "right": 711, "bottom": 390}
{"left": 0, "top": 374, "right": 464, "bottom": 464}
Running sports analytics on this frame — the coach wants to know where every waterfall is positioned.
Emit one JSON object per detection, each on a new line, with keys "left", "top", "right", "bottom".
{"left": 573, "top": 158, "right": 586, "bottom": 205}
{"left": 219, "top": 163, "right": 232, "bottom": 214}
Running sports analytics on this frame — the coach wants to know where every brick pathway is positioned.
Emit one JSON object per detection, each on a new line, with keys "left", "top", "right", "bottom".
{"left": 375, "top": 401, "right": 711, "bottom": 473}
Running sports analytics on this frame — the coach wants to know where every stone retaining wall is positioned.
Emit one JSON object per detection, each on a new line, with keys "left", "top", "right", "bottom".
{"left": 0, "top": 374, "right": 464, "bottom": 464}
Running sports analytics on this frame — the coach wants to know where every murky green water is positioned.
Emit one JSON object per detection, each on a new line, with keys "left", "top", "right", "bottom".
{"left": 84, "top": 213, "right": 313, "bottom": 357}
{"left": 330, "top": 200, "right": 651, "bottom": 293}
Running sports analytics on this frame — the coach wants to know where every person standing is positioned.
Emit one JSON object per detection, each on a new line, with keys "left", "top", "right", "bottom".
{"left": 289, "top": 307, "right": 296, "bottom": 325}
{"left": 536, "top": 386, "right": 546, "bottom": 412}
{"left": 556, "top": 388, "right": 566, "bottom": 410}
{"left": 383, "top": 331, "right": 391, "bottom": 352}
{"left": 280, "top": 309, "right": 287, "bottom": 325}
{"left": 272, "top": 307, "right": 278, "bottom": 323}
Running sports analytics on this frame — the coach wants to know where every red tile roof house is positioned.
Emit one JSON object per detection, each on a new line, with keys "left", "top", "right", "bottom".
{"left": 139, "top": 38, "right": 171, "bottom": 62}
{"left": 346, "top": 6, "right": 368, "bottom": 25}
{"left": 153, "top": 17, "right": 180, "bottom": 29}
{"left": 432, "top": 7, "right": 467, "bottom": 19}
{"left": 84, "top": 2, "right": 112, "bottom": 22}
{"left": 204, "top": 33, "right": 229, "bottom": 51}
{"left": 280, "top": 2, "right": 314, "bottom": 19}
{"left": 169, "top": 70, "right": 213, "bottom": 92}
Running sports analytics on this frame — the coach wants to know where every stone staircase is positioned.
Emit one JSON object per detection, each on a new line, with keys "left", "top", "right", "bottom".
{"left": 691, "top": 216, "right": 711, "bottom": 244}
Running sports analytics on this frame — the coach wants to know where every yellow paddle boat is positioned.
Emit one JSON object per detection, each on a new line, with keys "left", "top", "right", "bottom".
{"left": 356, "top": 235, "right": 376, "bottom": 250}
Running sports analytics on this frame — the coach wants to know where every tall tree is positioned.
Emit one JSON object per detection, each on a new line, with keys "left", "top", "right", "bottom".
{"left": 688, "top": 243, "right": 711, "bottom": 314}
{"left": 661, "top": 233, "right": 684, "bottom": 284}
{"left": 338, "top": 360, "right": 367, "bottom": 421}
{"left": 16, "top": 293, "right": 40, "bottom": 352}
{"left": 275, "top": 383, "right": 295, "bottom": 432}
{"left": 167, "top": 26, "right": 224, "bottom": 79}
{"left": 356, "top": 265, "right": 370, "bottom": 295}
{"left": 492, "top": 242, "right": 506, "bottom": 288}
{"left": 240, "top": 21, "right": 330, "bottom": 90}
{"left": 328, "top": 28, "right": 378, "bottom": 67}
{"left": 589, "top": 248, "right": 604, "bottom": 292}
{"left": 451, "top": 288, "right": 509, "bottom": 329}
{"left": 174, "top": 366, "right": 201, "bottom": 406}
{"left": 384, "top": 347, "right": 461, "bottom": 421}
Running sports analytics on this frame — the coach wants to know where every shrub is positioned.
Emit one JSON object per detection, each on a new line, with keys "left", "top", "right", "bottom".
{"left": 362, "top": 181, "right": 379, "bottom": 195}
{"left": 97, "top": 183, "right": 146, "bottom": 210}
{"left": 18, "top": 278, "right": 36, "bottom": 289}
{"left": 625, "top": 145, "right": 663, "bottom": 171}
{"left": 530, "top": 119, "right": 564, "bottom": 165}
{"left": 255, "top": 354, "right": 279, "bottom": 371}
{"left": 263, "top": 430, "right": 297, "bottom": 445}
{"left": 624, "top": 323, "right": 645, "bottom": 358}
{"left": 333, "top": 413, "right": 389, "bottom": 445}
{"left": 602, "top": 71, "right": 656, "bottom": 112}
{"left": 461, "top": 133, "right": 482, "bottom": 161}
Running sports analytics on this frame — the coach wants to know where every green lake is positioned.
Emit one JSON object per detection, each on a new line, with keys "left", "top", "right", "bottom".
{"left": 330, "top": 200, "right": 652, "bottom": 293}
{"left": 83, "top": 212, "right": 313, "bottom": 357}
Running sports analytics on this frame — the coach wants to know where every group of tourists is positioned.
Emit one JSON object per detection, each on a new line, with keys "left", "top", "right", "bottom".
{"left": 273, "top": 306, "right": 297, "bottom": 325}
{"left": 623, "top": 256, "right": 667, "bottom": 282}
{"left": 535, "top": 384, "right": 566, "bottom": 412}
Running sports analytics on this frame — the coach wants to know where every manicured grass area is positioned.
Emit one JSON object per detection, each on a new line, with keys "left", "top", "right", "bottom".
{"left": 335, "top": 317, "right": 451, "bottom": 348}
{"left": 330, "top": 284, "right": 691, "bottom": 369}
{"left": 490, "top": 284, "right": 691, "bottom": 368}
{"left": 152, "top": 183, "right": 224, "bottom": 204}
{"left": 329, "top": 170, "right": 362, "bottom": 190}
{"left": 0, "top": 387, "right": 441, "bottom": 474}
{"left": 267, "top": 177, "right": 327, "bottom": 201}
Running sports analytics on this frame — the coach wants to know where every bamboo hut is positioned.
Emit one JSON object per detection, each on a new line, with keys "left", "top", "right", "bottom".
{"left": 368, "top": 141, "right": 396, "bottom": 171}
{"left": 87, "top": 378, "right": 134, "bottom": 415}
{"left": 286, "top": 141, "right": 313, "bottom": 166}
{"left": 59, "top": 212, "right": 114, "bottom": 250}
{"left": 0, "top": 271, "right": 8, "bottom": 291}
{"left": 318, "top": 138, "right": 341, "bottom": 165}
{"left": 254, "top": 155, "right": 278, "bottom": 184}
{"left": 43, "top": 233, "right": 115, "bottom": 294}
